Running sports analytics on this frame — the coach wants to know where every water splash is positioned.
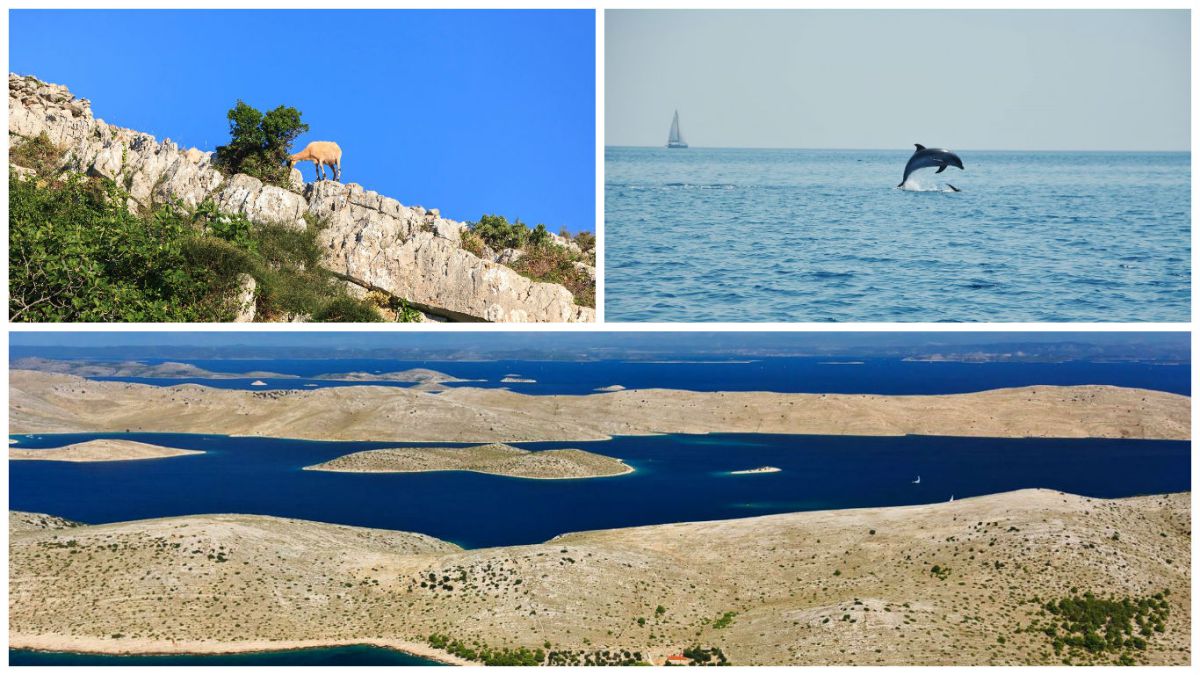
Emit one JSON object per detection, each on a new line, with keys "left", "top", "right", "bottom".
{"left": 898, "top": 175, "right": 960, "bottom": 193}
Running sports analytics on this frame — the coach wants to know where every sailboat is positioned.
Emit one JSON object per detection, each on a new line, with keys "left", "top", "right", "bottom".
{"left": 667, "top": 110, "right": 688, "bottom": 149}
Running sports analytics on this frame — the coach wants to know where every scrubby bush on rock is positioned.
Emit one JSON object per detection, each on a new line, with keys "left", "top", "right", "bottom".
{"left": 213, "top": 101, "right": 308, "bottom": 188}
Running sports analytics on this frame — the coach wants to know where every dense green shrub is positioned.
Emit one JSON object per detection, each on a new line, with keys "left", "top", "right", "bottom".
{"left": 213, "top": 101, "right": 308, "bottom": 187}
{"left": 428, "top": 633, "right": 544, "bottom": 666}
{"left": 469, "top": 213, "right": 549, "bottom": 251}
{"left": 9, "top": 173, "right": 392, "bottom": 322}
{"left": 9, "top": 174, "right": 238, "bottom": 321}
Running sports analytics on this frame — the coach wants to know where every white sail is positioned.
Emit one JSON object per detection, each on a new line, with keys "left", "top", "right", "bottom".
{"left": 667, "top": 110, "right": 687, "bottom": 148}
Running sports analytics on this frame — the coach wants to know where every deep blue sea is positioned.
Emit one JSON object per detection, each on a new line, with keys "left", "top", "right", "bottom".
{"left": 605, "top": 148, "right": 1191, "bottom": 322}
{"left": 9, "top": 431, "right": 1189, "bottom": 550}
{"left": 8, "top": 646, "right": 442, "bottom": 666}
{"left": 86, "top": 357, "right": 1191, "bottom": 396}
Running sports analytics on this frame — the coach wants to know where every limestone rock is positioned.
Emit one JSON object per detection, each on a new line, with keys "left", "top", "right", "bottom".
{"left": 234, "top": 274, "right": 257, "bottom": 322}
{"left": 9, "top": 72, "right": 594, "bottom": 323}
{"left": 496, "top": 248, "right": 525, "bottom": 266}
{"left": 216, "top": 174, "right": 307, "bottom": 230}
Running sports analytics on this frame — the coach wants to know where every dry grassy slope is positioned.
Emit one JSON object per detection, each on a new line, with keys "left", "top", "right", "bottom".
{"left": 307, "top": 443, "right": 631, "bottom": 479}
{"left": 9, "top": 371, "right": 1189, "bottom": 441}
{"left": 10, "top": 490, "right": 1190, "bottom": 665}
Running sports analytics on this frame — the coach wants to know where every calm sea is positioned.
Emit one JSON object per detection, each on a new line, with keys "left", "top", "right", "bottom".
{"left": 8, "top": 645, "right": 442, "bottom": 666}
{"left": 605, "top": 148, "right": 1191, "bottom": 322}
{"left": 86, "top": 357, "right": 1191, "bottom": 396}
{"left": 10, "top": 431, "right": 1188, "bottom": 550}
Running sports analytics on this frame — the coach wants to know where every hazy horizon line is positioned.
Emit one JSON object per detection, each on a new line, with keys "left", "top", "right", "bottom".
{"left": 605, "top": 144, "right": 1191, "bottom": 154}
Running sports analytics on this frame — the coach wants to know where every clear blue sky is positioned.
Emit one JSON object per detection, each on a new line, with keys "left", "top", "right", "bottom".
{"left": 11, "top": 9, "right": 596, "bottom": 232}
{"left": 607, "top": 10, "right": 1190, "bottom": 151}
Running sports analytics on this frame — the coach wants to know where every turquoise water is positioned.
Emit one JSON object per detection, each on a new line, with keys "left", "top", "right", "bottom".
{"left": 605, "top": 148, "right": 1190, "bottom": 321}
{"left": 9, "top": 645, "right": 442, "bottom": 666}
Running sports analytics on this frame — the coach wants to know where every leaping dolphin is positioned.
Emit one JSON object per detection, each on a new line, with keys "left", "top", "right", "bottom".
{"left": 898, "top": 144, "right": 964, "bottom": 187}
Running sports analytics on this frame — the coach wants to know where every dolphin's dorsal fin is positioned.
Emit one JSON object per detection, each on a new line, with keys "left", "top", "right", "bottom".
{"left": 914, "top": 144, "right": 926, "bottom": 151}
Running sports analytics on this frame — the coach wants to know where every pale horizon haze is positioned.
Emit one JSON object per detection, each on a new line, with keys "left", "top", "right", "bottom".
{"left": 606, "top": 10, "right": 1190, "bottom": 151}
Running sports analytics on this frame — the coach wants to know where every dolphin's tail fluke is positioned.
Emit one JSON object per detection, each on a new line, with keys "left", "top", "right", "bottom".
{"left": 946, "top": 184, "right": 961, "bottom": 192}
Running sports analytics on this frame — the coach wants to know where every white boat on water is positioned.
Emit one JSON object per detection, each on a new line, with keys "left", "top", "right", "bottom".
{"left": 667, "top": 110, "right": 688, "bottom": 149}
{"left": 912, "top": 475, "right": 921, "bottom": 484}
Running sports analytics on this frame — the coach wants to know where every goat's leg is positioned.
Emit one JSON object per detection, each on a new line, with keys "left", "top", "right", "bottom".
{"left": 333, "top": 159, "right": 341, "bottom": 182}
{"left": 315, "top": 159, "right": 324, "bottom": 181}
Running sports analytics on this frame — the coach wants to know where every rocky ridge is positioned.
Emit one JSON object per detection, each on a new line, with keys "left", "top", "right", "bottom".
{"left": 9, "top": 74, "right": 594, "bottom": 322}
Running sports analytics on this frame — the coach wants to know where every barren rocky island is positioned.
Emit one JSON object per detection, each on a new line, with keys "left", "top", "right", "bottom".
{"left": 306, "top": 443, "right": 632, "bottom": 479}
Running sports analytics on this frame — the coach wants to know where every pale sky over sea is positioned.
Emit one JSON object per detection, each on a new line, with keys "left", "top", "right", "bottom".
{"left": 606, "top": 10, "right": 1190, "bottom": 151}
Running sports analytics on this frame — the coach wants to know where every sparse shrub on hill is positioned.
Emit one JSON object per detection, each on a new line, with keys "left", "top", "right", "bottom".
{"left": 213, "top": 100, "right": 308, "bottom": 187}
{"left": 1027, "top": 590, "right": 1171, "bottom": 665}
{"left": 465, "top": 213, "right": 595, "bottom": 308}
{"left": 10, "top": 132, "right": 63, "bottom": 176}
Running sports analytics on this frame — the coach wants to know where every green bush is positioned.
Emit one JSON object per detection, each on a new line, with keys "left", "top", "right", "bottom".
{"left": 9, "top": 174, "right": 238, "bottom": 321}
{"left": 512, "top": 242, "right": 594, "bottom": 308}
{"left": 464, "top": 214, "right": 594, "bottom": 308}
{"left": 470, "top": 213, "right": 537, "bottom": 251}
{"left": 213, "top": 101, "right": 308, "bottom": 187}
{"left": 10, "top": 132, "right": 63, "bottom": 176}
{"left": 9, "top": 173, "right": 393, "bottom": 322}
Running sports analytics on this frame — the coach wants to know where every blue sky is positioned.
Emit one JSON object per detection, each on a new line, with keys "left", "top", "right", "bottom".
{"left": 607, "top": 10, "right": 1189, "bottom": 150}
{"left": 11, "top": 9, "right": 596, "bottom": 232}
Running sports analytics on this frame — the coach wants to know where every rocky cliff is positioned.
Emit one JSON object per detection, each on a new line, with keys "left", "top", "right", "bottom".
{"left": 8, "top": 74, "right": 594, "bottom": 322}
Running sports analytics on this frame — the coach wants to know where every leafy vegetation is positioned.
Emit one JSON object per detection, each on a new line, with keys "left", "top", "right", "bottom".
{"left": 712, "top": 611, "right": 738, "bottom": 629}
{"left": 510, "top": 240, "right": 595, "bottom": 308}
{"left": 427, "top": 633, "right": 544, "bottom": 666}
{"left": 683, "top": 645, "right": 730, "bottom": 666}
{"left": 460, "top": 213, "right": 595, "bottom": 308}
{"left": 9, "top": 172, "right": 401, "bottom": 322}
{"left": 10, "top": 132, "right": 63, "bottom": 176}
{"left": 213, "top": 101, "right": 308, "bottom": 187}
{"left": 468, "top": 213, "right": 550, "bottom": 251}
{"left": 1025, "top": 590, "right": 1170, "bottom": 665}
{"left": 547, "top": 648, "right": 649, "bottom": 666}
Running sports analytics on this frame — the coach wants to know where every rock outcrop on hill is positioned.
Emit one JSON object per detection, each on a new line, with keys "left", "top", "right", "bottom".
{"left": 8, "top": 74, "right": 594, "bottom": 322}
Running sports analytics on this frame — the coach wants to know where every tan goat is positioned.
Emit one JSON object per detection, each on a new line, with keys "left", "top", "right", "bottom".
{"left": 288, "top": 141, "right": 342, "bottom": 182}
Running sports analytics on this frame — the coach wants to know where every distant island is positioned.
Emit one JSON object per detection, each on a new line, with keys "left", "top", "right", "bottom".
{"left": 11, "top": 370, "right": 1189, "bottom": 442}
{"left": 12, "top": 358, "right": 471, "bottom": 385}
{"left": 10, "top": 439, "right": 203, "bottom": 462}
{"left": 306, "top": 443, "right": 632, "bottom": 480}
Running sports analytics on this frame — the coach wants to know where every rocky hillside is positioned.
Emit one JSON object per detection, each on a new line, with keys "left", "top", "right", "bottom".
{"left": 8, "top": 74, "right": 594, "bottom": 322}
{"left": 9, "top": 491, "right": 1191, "bottom": 665}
